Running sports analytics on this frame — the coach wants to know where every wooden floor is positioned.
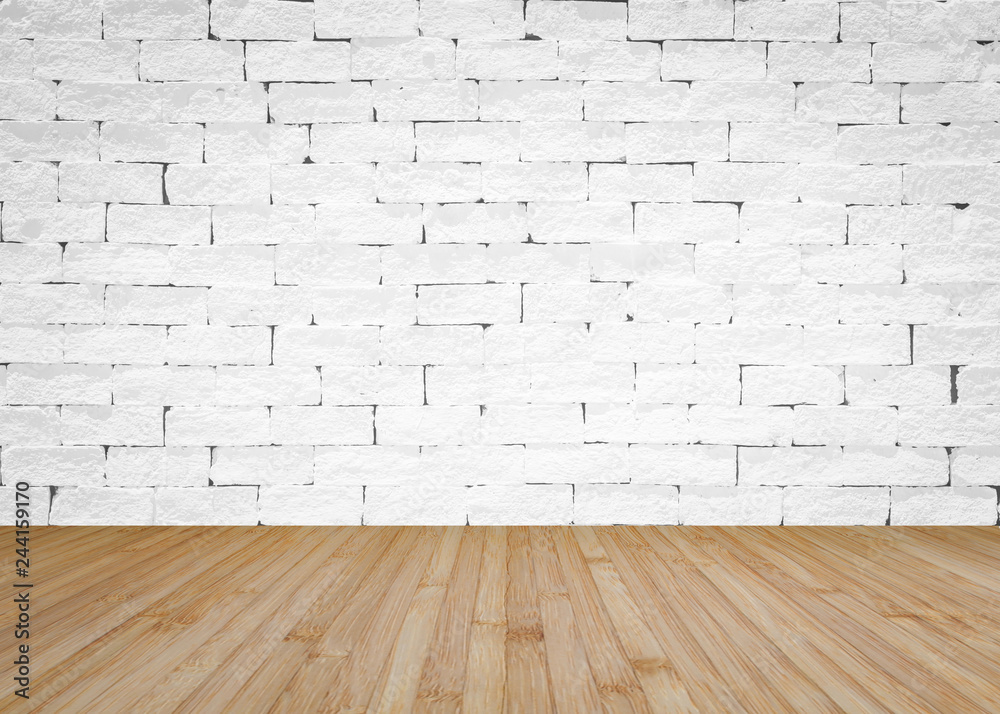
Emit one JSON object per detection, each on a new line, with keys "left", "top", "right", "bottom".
{"left": 3, "top": 527, "right": 1000, "bottom": 713}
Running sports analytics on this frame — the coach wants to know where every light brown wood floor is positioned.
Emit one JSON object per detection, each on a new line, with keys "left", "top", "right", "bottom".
{"left": 2, "top": 526, "right": 1000, "bottom": 713}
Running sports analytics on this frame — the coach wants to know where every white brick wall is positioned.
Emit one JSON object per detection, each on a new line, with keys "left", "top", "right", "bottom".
{"left": 1, "top": 0, "right": 999, "bottom": 526}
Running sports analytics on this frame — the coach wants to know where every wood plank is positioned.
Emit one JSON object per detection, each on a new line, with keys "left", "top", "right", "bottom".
{"left": 5, "top": 526, "right": 1000, "bottom": 713}
{"left": 462, "top": 526, "right": 508, "bottom": 713}
{"left": 504, "top": 525, "right": 555, "bottom": 714}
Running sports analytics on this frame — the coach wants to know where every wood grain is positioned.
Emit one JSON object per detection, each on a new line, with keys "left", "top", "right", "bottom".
{"left": 2, "top": 526, "right": 998, "bottom": 713}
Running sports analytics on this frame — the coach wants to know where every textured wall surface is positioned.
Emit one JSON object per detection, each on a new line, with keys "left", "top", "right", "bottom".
{"left": 1, "top": 0, "right": 999, "bottom": 526}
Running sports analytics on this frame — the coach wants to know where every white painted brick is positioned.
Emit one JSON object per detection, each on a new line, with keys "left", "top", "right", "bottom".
{"left": 522, "top": 283, "right": 629, "bottom": 323}
{"left": 316, "top": 204, "right": 421, "bottom": 245}
{"left": 170, "top": 246, "right": 274, "bottom": 286}
{"left": 0, "top": 406, "right": 60, "bottom": 445}
{"left": 61, "top": 405, "right": 163, "bottom": 446}
{"left": 107, "top": 205, "right": 211, "bottom": 245}
{"left": 793, "top": 406, "right": 898, "bottom": 447}
{"left": 584, "top": 403, "right": 689, "bottom": 444}
{"left": 212, "top": 206, "right": 314, "bottom": 245}
{"left": 626, "top": 121, "right": 727, "bottom": 163}
{"left": 0, "top": 284, "right": 104, "bottom": 324}
{"left": 211, "top": 446, "right": 313, "bottom": 485}
{"left": 272, "top": 326, "right": 379, "bottom": 366}
{"left": 7, "top": 364, "right": 111, "bottom": 406}
{"left": 629, "top": 0, "right": 734, "bottom": 40}
{"left": 204, "top": 123, "right": 308, "bottom": 164}
{"left": 0, "top": 80, "right": 57, "bottom": 120}
{"left": 112, "top": 365, "right": 215, "bottom": 406}
{"left": 636, "top": 364, "right": 740, "bottom": 405}
{"left": 272, "top": 406, "right": 374, "bottom": 445}
{"left": 311, "top": 122, "right": 414, "bottom": 163}
{"left": 106, "top": 286, "right": 207, "bottom": 326}
{"left": 739, "top": 446, "right": 948, "bottom": 487}
{"left": 419, "top": 284, "right": 520, "bottom": 325}
{"left": 106, "top": 446, "right": 209, "bottom": 487}
{"left": 426, "top": 365, "right": 530, "bottom": 405}
{"left": 419, "top": 0, "right": 524, "bottom": 40}
{"left": 378, "top": 405, "right": 481, "bottom": 445}
{"left": 155, "top": 486, "right": 258, "bottom": 525}
{"left": 480, "top": 80, "right": 581, "bottom": 121}
{"left": 873, "top": 42, "right": 1000, "bottom": 83}
{"left": 803, "top": 325, "right": 911, "bottom": 366}
{"left": 34, "top": 40, "right": 138, "bottom": 81}
{"left": 629, "top": 444, "right": 736, "bottom": 486}
{"left": 0, "top": 326, "right": 63, "bottom": 364}
{"left": 65, "top": 325, "right": 166, "bottom": 365}
{"left": 3, "top": 202, "right": 105, "bottom": 244}
{"left": 1, "top": 486, "right": 50, "bottom": 526}
{"left": 382, "top": 325, "right": 484, "bottom": 366}
{"left": 0, "top": 120, "right": 97, "bottom": 161}
{"left": 313, "top": 445, "right": 421, "bottom": 486}
{"left": 467, "top": 484, "right": 573, "bottom": 525}
{"left": 0, "top": 162, "right": 57, "bottom": 201}
{"left": 958, "top": 367, "right": 1000, "bottom": 406}
{"left": 364, "top": 484, "right": 468, "bottom": 525}
{"left": 559, "top": 41, "right": 661, "bottom": 81}
{"left": 527, "top": 1, "right": 625, "bottom": 41}
{"left": 268, "top": 82, "right": 372, "bottom": 123}
{"left": 784, "top": 487, "right": 889, "bottom": 526}
{"left": 482, "top": 404, "right": 583, "bottom": 444}
{"left": 161, "top": 82, "right": 267, "bottom": 122}
{"left": 258, "top": 485, "right": 363, "bottom": 525}
{"left": 377, "top": 162, "right": 480, "bottom": 202}
{"left": 140, "top": 40, "right": 244, "bottom": 82}
{"left": 633, "top": 202, "right": 738, "bottom": 244}
{"left": 50, "top": 487, "right": 154, "bottom": 526}
{"left": 530, "top": 362, "right": 633, "bottom": 404}
{"left": 576, "top": 484, "right": 679, "bottom": 525}
{"left": 679, "top": 486, "right": 782, "bottom": 526}
{"left": 950, "top": 447, "right": 1000, "bottom": 487}
{"left": 211, "top": 0, "right": 314, "bottom": 40}
{"left": 732, "top": 284, "right": 838, "bottom": 325}
{"left": 57, "top": 81, "right": 162, "bottom": 121}
{"left": 768, "top": 43, "right": 871, "bottom": 83}
{"left": 696, "top": 324, "right": 802, "bottom": 365}
{"left": 730, "top": 124, "right": 837, "bottom": 164}
{"left": 661, "top": 41, "right": 764, "bottom": 80}
{"left": 523, "top": 443, "right": 625, "bottom": 483}
{"left": 315, "top": 0, "right": 418, "bottom": 38}
{"left": 846, "top": 366, "right": 951, "bottom": 407}
{"left": 425, "top": 203, "right": 527, "bottom": 244}
{"left": 322, "top": 366, "right": 424, "bottom": 406}
{"left": 458, "top": 40, "right": 558, "bottom": 80}
{"left": 59, "top": 162, "right": 162, "bottom": 203}
{"left": 1, "top": 446, "right": 103, "bottom": 486}
{"left": 741, "top": 366, "right": 843, "bottom": 407}
{"left": 103, "top": 0, "right": 208, "bottom": 40}
{"left": 797, "top": 83, "right": 900, "bottom": 124}
{"left": 0, "top": 41, "right": 33, "bottom": 77}
{"left": 166, "top": 407, "right": 270, "bottom": 446}
{"left": 914, "top": 325, "right": 1000, "bottom": 365}
{"left": 353, "top": 38, "right": 455, "bottom": 80}
{"left": 166, "top": 164, "right": 271, "bottom": 205}
{"left": 273, "top": 164, "right": 375, "bottom": 204}
{"left": 899, "top": 407, "right": 1000, "bottom": 447}
{"left": 4, "top": 1, "right": 999, "bottom": 525}
{"left": 166, "top": 325, "right": 270, "bottom": 366}
{"left": 372, "top": 80, "right": 477, "bottom": 121}
{"left": 891, "top": 487, "right": 997, "bottom": 526}
{"left": 422, "top": 445, "right": 525, "bottom": 485}
{"left": 632, "top": 283, "right": 731, "bottom": 324}
{"left": 312, "top": 286, "right": 415, "bottom": 326}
